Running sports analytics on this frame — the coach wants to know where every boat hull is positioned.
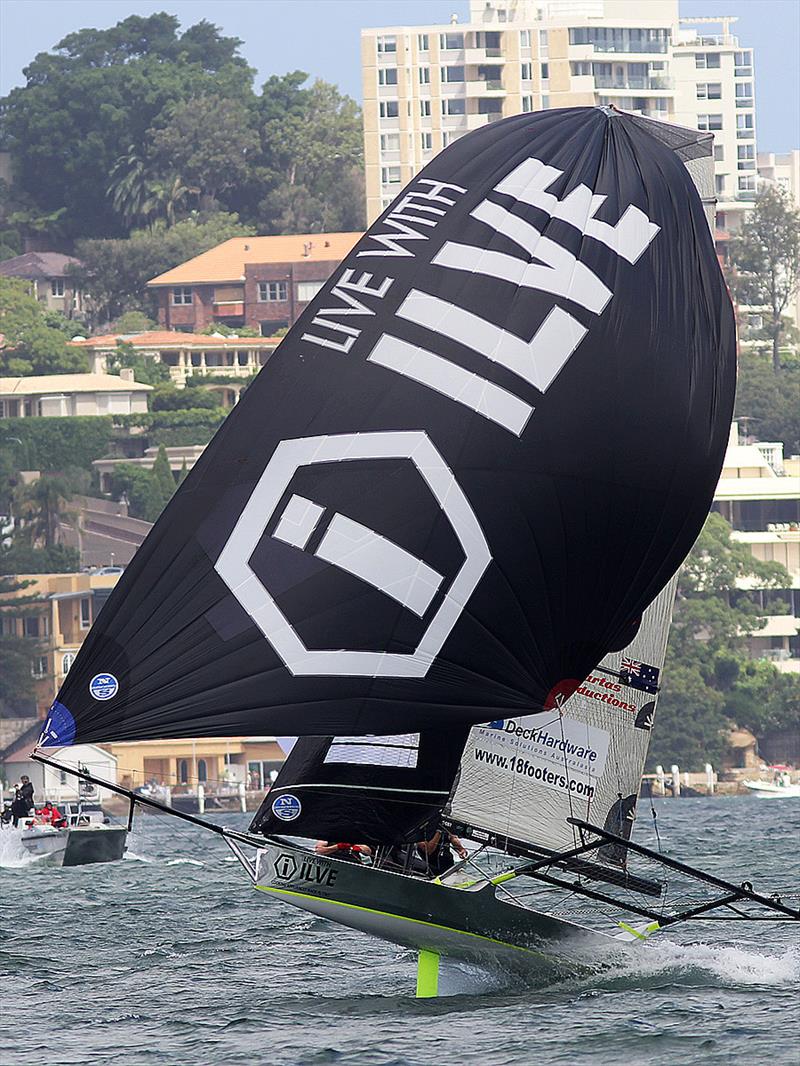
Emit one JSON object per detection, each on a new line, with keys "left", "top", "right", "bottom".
{"left": 743, "top": 782, "right": 800, "bottom": 798}
{"left": 21, "top": 825, "right": 127, "bottom": 866}
{"left": 253, "top": 842, "right": 621, "bottom": 981}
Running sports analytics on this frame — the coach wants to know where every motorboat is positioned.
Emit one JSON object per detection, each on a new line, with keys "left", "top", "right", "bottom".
{"left": 744, "top": 770, "right": 800, "bottom": 798}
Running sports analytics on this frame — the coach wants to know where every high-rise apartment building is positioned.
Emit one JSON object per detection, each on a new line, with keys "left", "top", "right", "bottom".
{"left": 361, "top": 0, "right": 757, "bottom": 232}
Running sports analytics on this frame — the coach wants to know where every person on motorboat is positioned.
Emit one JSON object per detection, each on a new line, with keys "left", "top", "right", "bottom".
{"left": 11, "top": 777, "right": 35, "bottom": 826}
{"left": 35, "top": 801, "right": 66, "bottom": 828}
{"left": 314, "top": 841, "right": 372, "bottom": 863}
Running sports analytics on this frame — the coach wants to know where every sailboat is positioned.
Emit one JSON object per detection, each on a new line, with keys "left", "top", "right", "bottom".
{"left": 33, "top": 107, "right": 797, "bottom": 995}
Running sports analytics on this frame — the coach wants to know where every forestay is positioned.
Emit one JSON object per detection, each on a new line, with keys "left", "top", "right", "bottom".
{"left": 40, "top": 107, "right": 735, "bottom": 748}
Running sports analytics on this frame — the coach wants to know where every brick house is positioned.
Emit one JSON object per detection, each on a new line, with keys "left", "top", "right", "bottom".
{"left": 147, "top": 232, "right": 362, "bottom": 335}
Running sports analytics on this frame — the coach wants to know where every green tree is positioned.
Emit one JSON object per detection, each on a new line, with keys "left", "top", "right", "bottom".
{"left": 15, "top": 474, "right": 74, "bottom": 550}
{"left": 0, "top": 543, "right": 80, "bottom": 575}
{"left": 151, "top": 383, "right": 219, "bottom": 411}
{"left": 734, "top": 353, "right": 800, "bottom": 454}
{"left": 112, "top": 310, "right": 156, "bottom": 334}
{"left": 151, "top": 443, "right": 176, "bottom": 505}
{"left": 0, "top": 574, "right": 42, "bottom": 709}
{"left": 0, "top": 278, "right": 89, "bottom": 375}
{"left": 149, "top": 94, "right": 259, "bottom": 209}
{"left": 0, "top": 14, "right": 253, "bottom": 239}
{"left": 248, "top": 73, "right": 365, "bottom": 233}
{"left": 649, "top": 513, "right": 792, "bottom": 770}
{"left": 728, "top": 187, "right": 800, "bottom": 370}
{"left": 107, "top": 340, "right": 171, "bottom": 386}
{"left": 109, "top": 463, "right": 163, "bottom": 522}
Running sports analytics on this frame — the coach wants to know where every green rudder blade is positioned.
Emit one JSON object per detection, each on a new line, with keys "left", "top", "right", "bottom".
{"left": 416, "top": 950, "right": 440, "bottom": 998}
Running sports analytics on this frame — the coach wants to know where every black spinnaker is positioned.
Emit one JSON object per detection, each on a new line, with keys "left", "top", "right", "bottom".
{"left": 41, "top": 106, "right": 736, "bottom": 749}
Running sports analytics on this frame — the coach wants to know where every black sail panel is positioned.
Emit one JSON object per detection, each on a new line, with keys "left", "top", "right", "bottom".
{"left": 43, "top": 107, "right": 735, "bottom": 747}
{"left": 249, "top": 730, "right": 468, "bottom": 845}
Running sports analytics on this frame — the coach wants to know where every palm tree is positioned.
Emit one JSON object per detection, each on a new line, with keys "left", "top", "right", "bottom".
{"left": 108, "top": 146, "right": 152, "bottom": 230}
{"left": 143, "top": 175, "right": 199, "bottom": 227}
{"left": 15, "top": 476, "right": 74, "bottom": 550}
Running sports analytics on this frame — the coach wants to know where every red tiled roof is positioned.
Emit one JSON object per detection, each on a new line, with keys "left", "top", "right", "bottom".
{"left": 70, "top": 331, "right": 281, "bottom": 348}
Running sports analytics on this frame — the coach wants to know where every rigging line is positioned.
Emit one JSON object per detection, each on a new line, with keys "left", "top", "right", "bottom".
{"left": 555, "top": 704, "right": 579, "bottom": 850}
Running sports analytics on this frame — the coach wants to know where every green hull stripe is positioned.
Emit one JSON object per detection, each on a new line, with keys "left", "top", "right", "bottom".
{"left": 257, "top": 885, "right": 540, "bottom": 956}
{"left": 416, "top": 950, "right": 440, "bottom": 998}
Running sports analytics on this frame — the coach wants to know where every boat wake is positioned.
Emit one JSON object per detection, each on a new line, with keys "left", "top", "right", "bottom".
{"left": 625, "top": 937, "right": 800, "bottom": 988}
{"left": 0, "top": 829, "right": 39, "bottom": 869}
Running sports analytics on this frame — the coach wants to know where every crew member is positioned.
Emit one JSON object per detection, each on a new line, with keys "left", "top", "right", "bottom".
{"left": 417, "top": 824, "right": 468, "bottom": 876}
{"left": 314, "top": 841, "right": 372, "bottom": 863}
{"left": 11, "top": 776, "right": 35, "bottom": 827}
{"left": 36, "top": 801, "right": 66, "bottom": 828}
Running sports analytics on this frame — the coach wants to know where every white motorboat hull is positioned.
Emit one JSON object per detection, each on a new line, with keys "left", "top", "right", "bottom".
{"left": 20, "top": 824, "right": 127, "bottom": 866}
{"left": 744, "top": 781, "right": 800, "bottom": 798}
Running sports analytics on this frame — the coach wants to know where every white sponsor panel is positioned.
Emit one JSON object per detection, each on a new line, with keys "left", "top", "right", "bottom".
{"left": 474, "top": 713, "right": 609, "bottom": 795}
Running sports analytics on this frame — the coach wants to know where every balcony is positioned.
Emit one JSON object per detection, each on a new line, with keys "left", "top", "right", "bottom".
{"left": 465, "top": 47, "right": 505, "bottom": 63}
{"left": 466, "top": 112, "right": 504, "bottom": 129}
{"left": 594, "top": 76, "right": 674, "bottom": 91}
{"left": 592, "top": 42, "right": 668, "bottom": 54}
{"left": 466, "top": 79, "right": 505, "bottom": 96}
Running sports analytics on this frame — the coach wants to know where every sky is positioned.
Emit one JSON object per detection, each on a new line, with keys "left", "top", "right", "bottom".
{"left": 0, "top": 0, "right": 798, "bottom": 152}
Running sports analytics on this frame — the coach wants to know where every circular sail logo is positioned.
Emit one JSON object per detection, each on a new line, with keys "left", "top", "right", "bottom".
{"left": 89, "top": 673, "right": 119, "bottom": 701}
{"left": 271, "top": 793, "right": 302, "bottom": 821}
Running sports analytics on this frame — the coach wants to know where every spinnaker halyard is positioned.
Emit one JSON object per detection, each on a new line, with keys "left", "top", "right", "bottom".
{"left": 33, "top": 107, "right": 796, "bottom": 996}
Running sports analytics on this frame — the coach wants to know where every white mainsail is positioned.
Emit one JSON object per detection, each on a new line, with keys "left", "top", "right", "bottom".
{"left": 448, "top": 576, "right": 678, "bottom": 854}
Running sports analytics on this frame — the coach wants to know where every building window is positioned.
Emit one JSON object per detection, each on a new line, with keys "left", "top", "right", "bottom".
{"left": 258, "top": 281, "right": 288, "bottom": 303}
{"left": 378, "top": 68, "right": 398, "bottom": 86}
{"left": 439, "top": 32, "right": 464, "bottom": 50}
{"left": 521, "top": 94, "right": 534, "bottom": 112}
{"left": 737, "top": 144, "right": 755, "bottom": 170}
{"left": 441, "top": 97, "right": 465, "bottom": 116}
{"left": 23, "top": 616, "right": 42, "bottom": 638}
{"left": 735, "top": 82, "right": 753, "bottom": 107}
{"left": 62, "top": 651, "right": 75, "bottom": 675}
{"left": 377, "top": 35, "right": 396, "bottom": 54}
{"left": 736, "top": 113, "right": 754, "bottom": 138}
{"left": 31, "top": 656, "right": 48, "bottom": 679}
{"left": 297, "top": 281, "right": 324, "bottom": 303}
{"left": 381, "top": 166, "right": 402, "bottom": 185}
{"left": 570, "top": 61, "right": 592, "bottom": 76}
{"left": 695, "top": 52, "right": 721, "bottom": 69}
{"left": 520, "top": 62, "right": 532, "bottom": 81}
{"left": 179, "top": 759, "right": 188, "bottom": 784}
{"left": 418, "top": 66, "right": 430, "bottom": 85}
{"left": 418, "top": 33, "right": 429, "bottom": 51}
{"left": 197, "top": 759, "right": 208, "bottom": 783}
{"left": 520, "top": 30, "right": 531, "bottom": 48}
{"left": 738, "top": 174, "right": 756, "bottom": 193}
{"left": 380, "top": 132, "right": 400, "bottom": 152}
{"left": 442, "top": 131, "right": 463, "bottom": 147}
{"left": 379, "top": 100, "right": 399, "bottom": 119}
{"left": 441, "top": 65, "right": 465, "bottom": 83}
{"left": 734, "top": 50, "right": 752, "bottom": 76}
{"left": 715, "top": 174, "right": 726, "bottom": 196}
{"left": 697, "top": 114, "right": 723, "bottom": 131}
{"left": 51, "top": 279, "right": 64, "bottom": 297}
{"left": 80, "top": 597, "right": 91, "bottom": 629}
{"left": 539, "top": 29, "right": 549, "bottom": 57}
{"left": 421, "top": 132, "right": 432, "bottom": 151}
{"left": 696, "top": 83, "right": 721, "bottom": 100}
{"left": 540, "top": 62, "right": 549, "bottom": 80}
{"left": 419, "top": 99, "right": 431, "bottom": 118}
{"left": 172, "top": 287, "right": 193, "bottom": 305}
{"left": 713, "top": 144, "right": 724, "bottom": 162}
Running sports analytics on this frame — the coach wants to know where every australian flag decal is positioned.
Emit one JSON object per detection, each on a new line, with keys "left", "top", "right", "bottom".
{"left": 620, "top": 657, "right": 660, "bottom": 694}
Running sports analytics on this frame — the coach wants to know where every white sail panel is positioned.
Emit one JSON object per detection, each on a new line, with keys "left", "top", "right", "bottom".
{"left": 448, "top": 576, "right": 678, "bottom": 853}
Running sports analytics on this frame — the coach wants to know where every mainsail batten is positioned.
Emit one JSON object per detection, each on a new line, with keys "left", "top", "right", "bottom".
{"left": 43, "top": 108, "right": 734, "bottom": 747}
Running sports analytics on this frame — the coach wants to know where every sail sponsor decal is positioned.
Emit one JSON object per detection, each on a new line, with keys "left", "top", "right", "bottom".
{"left": 271, "top": 793, "right": 302, "bottom": 821}
{"left": 471, "top": 714, "right": 609, "bottom": 800}
{"left": 89, "top": 673, "right": 118, "bottom": 701}
{"left": 574, "top": 673, "right": 639, "bottom": 713}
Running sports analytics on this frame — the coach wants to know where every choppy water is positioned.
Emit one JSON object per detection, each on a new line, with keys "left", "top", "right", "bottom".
{"left": 1, "top": 797, "right": 797, "bottom": 1065}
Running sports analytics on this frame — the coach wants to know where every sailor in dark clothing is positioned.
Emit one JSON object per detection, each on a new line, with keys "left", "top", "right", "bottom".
{"left": 11, "top": 775, "right": 35, "bottom": 827}
{"left": 417, "top": 822, "right": 468, "bottom": 876}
